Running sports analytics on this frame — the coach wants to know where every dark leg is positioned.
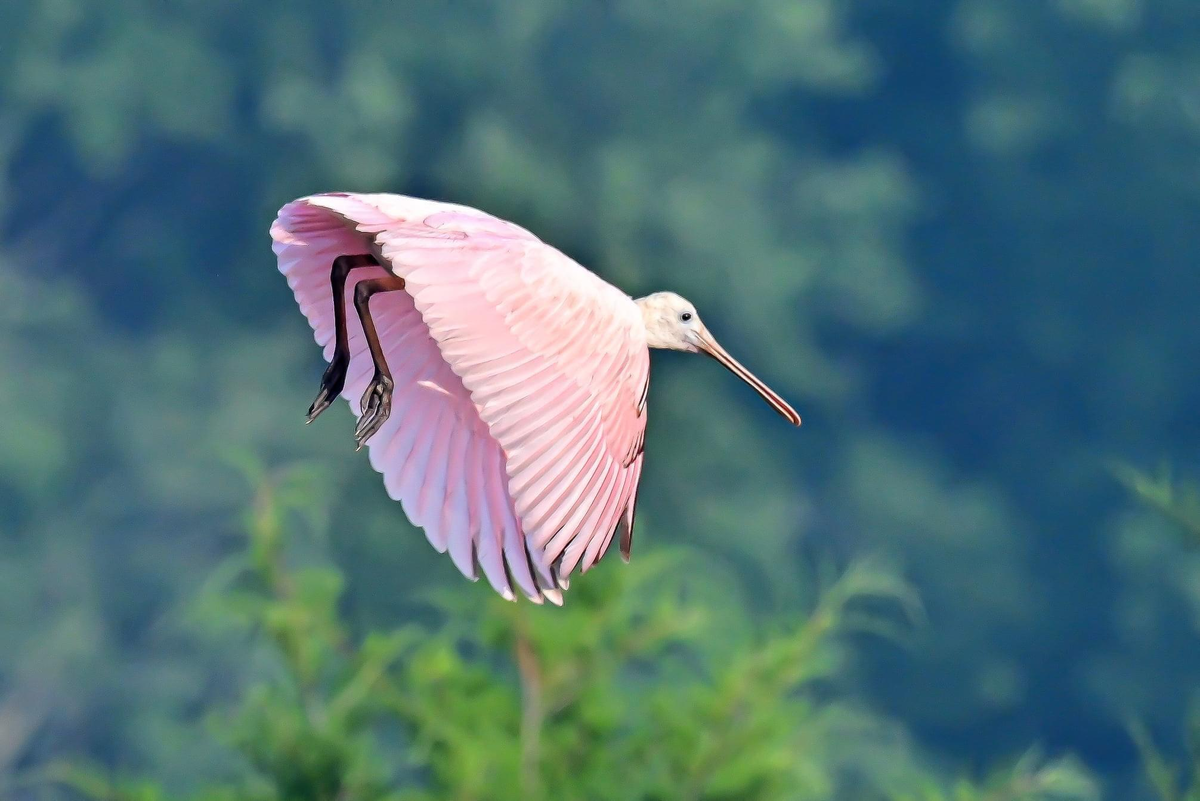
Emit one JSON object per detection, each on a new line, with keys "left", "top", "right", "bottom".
{"left": 351, "top": 273, "right": 407, "bottom": 450}
{"left": 306, "top": 254, "right": 379, "bottom": 423}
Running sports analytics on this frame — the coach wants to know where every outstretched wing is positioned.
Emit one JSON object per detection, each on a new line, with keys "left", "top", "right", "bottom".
{"left": 272, "top": 193, "right": 649, "bottom": 598}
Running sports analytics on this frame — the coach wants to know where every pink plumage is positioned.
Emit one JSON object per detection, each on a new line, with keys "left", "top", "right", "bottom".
{"left": 271, "top": 192, "right": 800, "bottom": 605}
{"left": 271, "top": 193, "right": 649, "bottom": 605}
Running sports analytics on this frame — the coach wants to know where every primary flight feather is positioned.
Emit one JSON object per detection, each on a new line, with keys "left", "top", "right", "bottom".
{"left": 271, "top": 192, "right": 799, "bottom": 605}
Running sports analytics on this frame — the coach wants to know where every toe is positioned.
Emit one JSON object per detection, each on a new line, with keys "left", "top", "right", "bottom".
{"left": 306, "top": 389, "right": 333, "bottom": 423}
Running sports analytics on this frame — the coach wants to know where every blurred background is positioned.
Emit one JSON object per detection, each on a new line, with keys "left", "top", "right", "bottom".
{"left": 2, "top": 1, "right": 1200, "bottom": 799}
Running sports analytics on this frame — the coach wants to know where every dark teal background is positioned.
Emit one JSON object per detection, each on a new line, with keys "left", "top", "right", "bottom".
{"left": 1, "top": 1, "right": 1198, "bottom": 798}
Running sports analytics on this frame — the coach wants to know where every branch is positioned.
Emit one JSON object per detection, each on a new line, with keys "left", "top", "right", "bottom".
{"left": 515, "top": 626, "right": 544, "bottom": 801}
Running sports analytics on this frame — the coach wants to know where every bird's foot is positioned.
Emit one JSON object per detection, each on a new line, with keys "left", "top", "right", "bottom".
{"left": 354, "top": 372, "right": 394, "bottom": 450}
{"left": 306, "top": 354, "right": 349, "bottom": 423}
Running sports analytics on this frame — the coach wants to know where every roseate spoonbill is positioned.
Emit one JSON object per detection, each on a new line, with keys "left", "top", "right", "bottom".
{"left": 271, "top": 193, "right": 799, "bottom": 605}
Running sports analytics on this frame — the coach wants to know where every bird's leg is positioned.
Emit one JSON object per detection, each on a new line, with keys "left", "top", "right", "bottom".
{"left": 307, "top": 253, "right": 380, "bottom": 423}
{"left": 352, "top": 273, "right": 407, "bottom": 450}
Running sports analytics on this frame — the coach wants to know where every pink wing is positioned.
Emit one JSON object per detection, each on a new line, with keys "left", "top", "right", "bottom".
{"left": 271, "top": 193, "right": 649, "bottom": 604}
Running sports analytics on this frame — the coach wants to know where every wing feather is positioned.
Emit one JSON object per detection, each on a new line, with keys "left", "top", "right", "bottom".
{"left": 444, "top": 426, "right": 477, "bottom": 580}
{"left": 543, "top": 456, "right": 618, "bottom": 565}
{"left": 272, "top": 192, "right": 650, "bottom": 602}
{"left": 559, "top": 458, "right": 627, "bottom": 576}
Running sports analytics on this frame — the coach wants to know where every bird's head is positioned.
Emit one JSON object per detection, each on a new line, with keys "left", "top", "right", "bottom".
{"left": 637, "top": 291, "right": 704, "bottom": 352}
{"left": 636, "top": 292, "right": 801, "bottom": 426}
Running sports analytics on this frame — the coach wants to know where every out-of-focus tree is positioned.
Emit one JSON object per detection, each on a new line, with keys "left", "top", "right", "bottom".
{"left": 1117, "top": 465, "right": 1200, "bottom": 801}
{"left": 7, "top": 468, "right": 1097, "bottom": 801}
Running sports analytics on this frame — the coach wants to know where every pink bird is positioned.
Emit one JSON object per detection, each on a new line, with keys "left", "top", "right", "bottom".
{"left": 271, "top": 193, "right": 800, "bottom": 605}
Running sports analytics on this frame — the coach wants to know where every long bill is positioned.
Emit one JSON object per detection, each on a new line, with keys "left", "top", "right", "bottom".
{"left": 696, "top": 330, "right": 802, "bottom": 426}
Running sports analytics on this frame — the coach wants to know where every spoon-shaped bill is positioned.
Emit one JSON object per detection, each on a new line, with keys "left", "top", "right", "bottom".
{"left": 696, "top": 331, "right": 801, "bottom": 426}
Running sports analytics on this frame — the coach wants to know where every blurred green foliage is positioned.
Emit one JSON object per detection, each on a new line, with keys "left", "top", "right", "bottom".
{"left": 1, "top": 0, "right": 1199, "bottom": 798}
{"left": 11, "top": 470, "right": 1095, "bottom": 800}
{"left": 1118, "top": 467, "right": 1200, "bottom": 801}
{"left": 1129, "top": 718, "right": 1200, "bottom": 801}
{"left": 1115, "top": 466, "right": 1200, "bottom": 549}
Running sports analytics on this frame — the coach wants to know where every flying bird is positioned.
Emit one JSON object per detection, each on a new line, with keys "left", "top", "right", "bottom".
{"left": 272, "top": 193, "right": 799, "bottom": 605}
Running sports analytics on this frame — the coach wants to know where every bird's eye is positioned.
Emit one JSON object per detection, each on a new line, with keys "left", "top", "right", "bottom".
{"left": 680, "top": 312, "right": 693, "bottom": 322}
